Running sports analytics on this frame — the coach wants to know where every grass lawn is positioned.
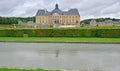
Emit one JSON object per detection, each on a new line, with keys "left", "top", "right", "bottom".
{"left": 0, "top": 68, "right": 61, "bottom": 71}
{"left": 0, "top": 37, "right": 120, "bottom": 43}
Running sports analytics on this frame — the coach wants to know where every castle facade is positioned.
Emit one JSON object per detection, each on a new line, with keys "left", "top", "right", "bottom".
{"left": 36, "top": 4, "right": 80, "bottom": 25}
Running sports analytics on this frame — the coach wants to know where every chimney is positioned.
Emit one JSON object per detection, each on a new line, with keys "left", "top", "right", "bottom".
{"left": 44, "top": 8, "right": 47, "bottom": 13}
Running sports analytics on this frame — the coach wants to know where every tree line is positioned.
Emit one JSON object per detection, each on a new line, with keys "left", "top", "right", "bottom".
{"left": 81, "top": 18, "right": 120, "bottom": 24}
{"left": 0, "top": 16, "right": 119, "bottom": 25}
{"left": 0, "top": 16, "right": 35, "bottom": 24}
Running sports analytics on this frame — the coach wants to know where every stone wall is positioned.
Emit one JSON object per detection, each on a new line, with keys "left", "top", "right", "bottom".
{"left": 36, "top": 14, "right": 80, "bottom": 25}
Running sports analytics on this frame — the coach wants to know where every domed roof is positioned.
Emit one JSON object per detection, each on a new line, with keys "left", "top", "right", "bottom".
{"left": 36, "top": 4, "right": 80, "bottom": 16}
{"left": 51, "top": 4, "right": 62, "bottom": 15}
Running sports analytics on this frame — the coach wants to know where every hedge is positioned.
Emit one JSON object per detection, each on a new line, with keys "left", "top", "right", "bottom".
{"left": 0, "top": 29, "right": 120, "bottom": 37}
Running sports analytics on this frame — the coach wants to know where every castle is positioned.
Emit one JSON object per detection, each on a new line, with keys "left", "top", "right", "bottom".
{"left": 36, "top": 4, "right": 80, "bottom": 26}
{"left": 90, "top": 20, "right": 120, "bottom": 26}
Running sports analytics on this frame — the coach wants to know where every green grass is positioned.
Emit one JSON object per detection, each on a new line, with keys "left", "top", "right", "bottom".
{"left": 0, "top": 37, "right": 120, "bottom": 43}
{"left": 0, "top": 68, "right": 61, "bottom": 71}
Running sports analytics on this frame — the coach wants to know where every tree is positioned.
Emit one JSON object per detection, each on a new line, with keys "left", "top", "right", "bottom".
{"left": 0, "top": 16, "right": 35, "bottom": 24}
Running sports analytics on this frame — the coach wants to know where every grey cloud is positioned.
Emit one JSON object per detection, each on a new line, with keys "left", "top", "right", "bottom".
{"left": 0, "top": 0, "right": 120, "bottom": 20}
{"left": 101, "top": 2, "right": 120, "bottom": 14}
{"left": 0, "top": 0, "right": 25, "bottom": 15}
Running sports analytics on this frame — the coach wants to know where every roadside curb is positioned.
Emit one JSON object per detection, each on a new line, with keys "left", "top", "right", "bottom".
{"left": 0, "top": 41, "right": 120, "bottom": 44}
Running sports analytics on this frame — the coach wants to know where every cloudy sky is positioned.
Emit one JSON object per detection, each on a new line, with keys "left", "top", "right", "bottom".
{"left": 0, "top": 0, "right": 120, "bottom": 20}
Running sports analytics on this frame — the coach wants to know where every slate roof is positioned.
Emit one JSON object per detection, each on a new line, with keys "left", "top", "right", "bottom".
{"left": 36, "top": 4, "right": 80, "bottom": 16}
{"left": 113, "top": 21, "right": 120, "bottom": 24}
{"left": 36, "top": 9, "right": 51, "bottom": 16}
{"left": 51, "top": 8, "right": 62, "bottom": 15}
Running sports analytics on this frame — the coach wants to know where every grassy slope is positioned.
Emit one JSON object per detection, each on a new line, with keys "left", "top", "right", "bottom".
{"left": 0, "top": 68, "right": 61, "bottom": 71}
{"left": 0, "top": 37, "right": 120, "bottom": 42}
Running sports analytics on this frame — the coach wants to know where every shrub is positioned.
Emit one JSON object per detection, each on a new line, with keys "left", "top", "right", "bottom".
{"left": 0, "top": 28, "right": 120, "bottom": 38}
